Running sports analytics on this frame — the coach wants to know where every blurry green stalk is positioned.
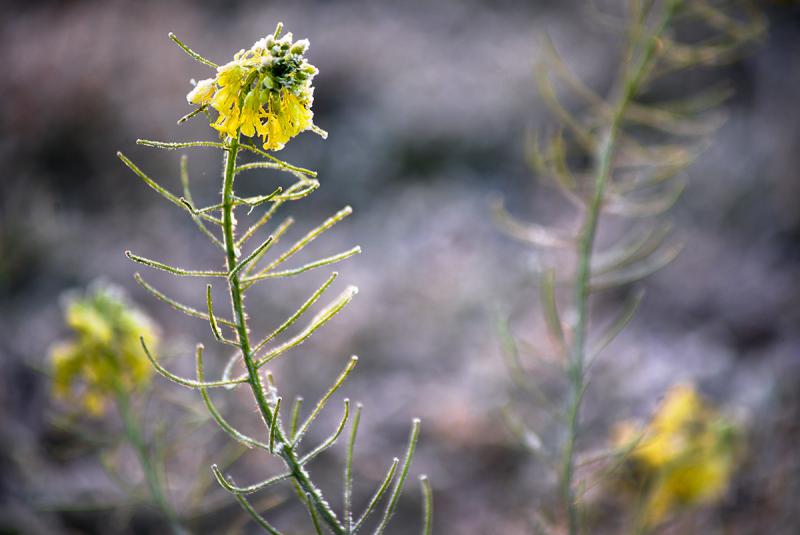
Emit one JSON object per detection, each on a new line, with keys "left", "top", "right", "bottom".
{"left": 560, "top": 2, "right": 681, "bottom": 533}
{"left": 113, "top": 381, "right": 183, "bottom": 534}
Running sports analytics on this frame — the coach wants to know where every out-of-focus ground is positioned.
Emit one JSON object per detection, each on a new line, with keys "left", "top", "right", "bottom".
{"left": 1, "top": 0, "right": 799, "bottom": 533}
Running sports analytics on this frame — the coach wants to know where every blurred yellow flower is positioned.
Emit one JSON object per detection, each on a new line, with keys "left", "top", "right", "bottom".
{"left": 189, "top": 24, "right": 322, "bottom": 151}
{"left": 613, "top": 383, "right": 739, "bottom": 528}
{"left": 50, "top": 283, "right": 158, "bottom": 416}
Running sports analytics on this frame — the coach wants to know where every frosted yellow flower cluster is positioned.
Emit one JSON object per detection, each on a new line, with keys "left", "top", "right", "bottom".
{"left": 187, "top": 24, "right": 321, "bottom": 151}
{"left": 614, "top": 383, "right": 739, "bottom": 526}
{"left": 50, "top": 284, "right": 158, "bottom": 415}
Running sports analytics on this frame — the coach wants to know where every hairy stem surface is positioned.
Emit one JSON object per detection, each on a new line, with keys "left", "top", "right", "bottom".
{"left": 221, "top": 134, "right": 345, "bottom": 534}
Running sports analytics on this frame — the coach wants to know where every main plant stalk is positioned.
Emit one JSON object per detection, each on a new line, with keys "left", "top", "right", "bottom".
{"left": 220, "top": 134, "right": 346, "bottom": 534}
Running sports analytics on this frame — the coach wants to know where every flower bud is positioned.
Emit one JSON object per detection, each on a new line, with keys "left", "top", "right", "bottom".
{"left": 291, "top": 39, "right": 310, "bottom": 55}
{"left": 186, "top": 78, "right": 216, "bottom": 105}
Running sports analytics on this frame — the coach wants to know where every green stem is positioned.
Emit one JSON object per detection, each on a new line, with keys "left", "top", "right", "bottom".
{"left": 220, "top": 134, "right": 345, "bottom": 535}
{"left": 560, "top": 4, "right": 679, "bottom": 534}
{"left": 114, "top": 387, "right": 183, "bottom": 534}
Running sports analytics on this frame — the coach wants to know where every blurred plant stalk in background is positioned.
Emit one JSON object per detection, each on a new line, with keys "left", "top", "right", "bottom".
{"left": 494, "top": 0, "right": 764, "bottom": 532}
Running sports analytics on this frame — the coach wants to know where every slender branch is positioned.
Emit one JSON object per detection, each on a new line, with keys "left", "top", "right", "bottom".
{"left": 344, "top": 403, "right": 362, "bottom": 532}
{"left": 212, "top": 465, "right": 290, "bottom": 495}
{"left": 247, "top": 286, "right": 358, "bottom": 372}
{"left": 126, "top": 251, "right": 227, "bottom": 278}
{"left": 177, "top": 106, "right": 208, "bottom": 125}
{"left": 299, "top": 399, "right": 350, "bottom": 465}
{"left": 244, "top": 247, "right": 362, "bottom": 283}
{"left": 246, "top": 205, "right": 354, "bottom": 283}
{"left": 420, "top": 475, "right": 433, "bottom": 535}
{"left": 352, "top": 459, "right": 399, "bottom": 532}
{"left": 375, "top": 419, "right": 421, "bottom": 534}
{"left": 180, "top": 155, "right": 225, "bottom": 248}
{"left": 238, "top": 142, "right": 318, "bottom": 177}
{"left": 134, "top": 273, "right": 235, "bottom": 327}
{"left": 245, "top": 217, "right": 294, "bottom": 274}
{"left": 293, "top": 357, "right": 358, "bottom": 447}
{"left": 117, "top": 151, "right": 221, "bottom": 226}
{"left": 137, "top": 139, "right": 225, "bottom": 151}
{"left": 141, "top": 339, "right": 247, "bottom": 389}
{"left": 289, "top": 398, "right": 304, "bottom": 441}
{"left": 229, "top": 235, "right": 274, "bottom": 280}
{"left": 233, "top": 493, "right": 284, "bottom": 535}
{"left": 197, "top": 350, "right": 268, "bottom": 449}
{"left": 168, "top": 32, "right": 218, "bottom": 68}
{"left": 269, "top": 397, "right": 282, "bottom": 454}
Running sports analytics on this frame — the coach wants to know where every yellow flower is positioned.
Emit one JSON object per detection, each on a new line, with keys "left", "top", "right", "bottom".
{"left": 185, "top": 23, "right": 322, "bottom": 151}
{"left": 49, "top": 283, "right": 158, "bottom": 416}
{"left": 240, "top": 91, "right": 269, "bottom": 138}
{"left": 613, "top": 383, "right": 739, "bottom": 527}
{"left": 186, "top": 78, "right": 216, "bottom": 106}
{"left": 260, "top": 89, "right": 315, "bottom": 151}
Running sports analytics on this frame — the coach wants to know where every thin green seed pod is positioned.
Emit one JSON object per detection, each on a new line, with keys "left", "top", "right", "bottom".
{"left": 211, "top": 465, "right": 290, "bottom": 495}
{"left": 374, "top": 419, "right": 421, "bottom": 534}
{"left": 245, "top": 247, "right": 361, "bottom": 283}
{"left": 196, "top": 345, "right": 267, "bottom": 450}
{"left": 352, "top": 458, "right": 399, "bottom": 532}
{"left": 229, "top": 235, "right": 274, "bottom": 280}
{"left": 233, "top": 493, "right": 284, "bottom": 535}
{"left": 300, "top": 399, "right": 350, "bottom": 465}
{"left": 134, "top": 273, "right": 235, "bottom": 327}
{"left": 290, "top": 397, "right": 304, "bottom": 442}
{"left": 420, "top": 475, "right": 433, "bottom": 535}
{"left": 141, "top": 339, "right": 246, "bottom": 389}
{"left": 248, "top": 206, "right": 354, "bottom": 280}
{"left": 269, "top": 397, "right": 282, "bottom": 454}
{"left": 251, "top": 272, "right": 339, "bottom": 354}
{"left": 126, "top": 251, "right": 226, "bottom": 278}
{"left": 293, "top": 357, "right": 358, "bottom": 447}
{"left": 180, "top": 154, "right": 225, "bottom": 248}
{"left": 168, "top": 32, "right": 218, "bottom": 67}
{"left": 344, "top": 403, "right": 362, "bottom": 531}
